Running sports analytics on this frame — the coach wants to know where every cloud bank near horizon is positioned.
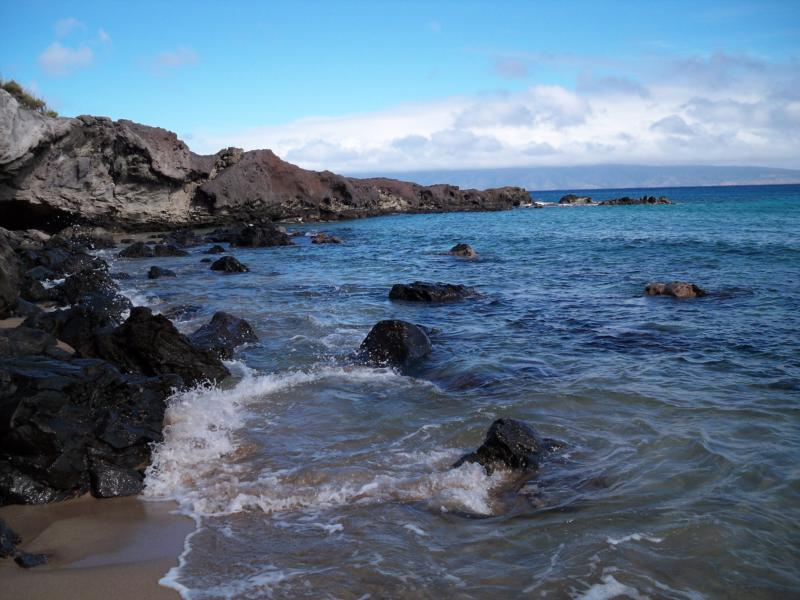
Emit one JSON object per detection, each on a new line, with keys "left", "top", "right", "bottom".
{"left": 187, "top": 52, "right": 799, "bottom": 173}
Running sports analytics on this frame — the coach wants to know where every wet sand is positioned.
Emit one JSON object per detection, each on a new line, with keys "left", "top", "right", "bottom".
{"left": 0, "top": 495, "right": 193, "bottom": 600}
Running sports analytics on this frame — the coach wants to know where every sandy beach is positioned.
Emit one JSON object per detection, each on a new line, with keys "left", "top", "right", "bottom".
{"left": 0, "top": 496, "right": 193, "bottom": 600}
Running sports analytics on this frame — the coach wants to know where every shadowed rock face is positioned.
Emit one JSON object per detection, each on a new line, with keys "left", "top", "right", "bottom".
{"left": 0, "top": 90, "right": 530, "bottom": 231}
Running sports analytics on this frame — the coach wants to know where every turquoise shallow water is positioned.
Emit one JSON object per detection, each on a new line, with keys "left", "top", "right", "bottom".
{"left": 107, "top": 184, "right": 799, "bottom": 599}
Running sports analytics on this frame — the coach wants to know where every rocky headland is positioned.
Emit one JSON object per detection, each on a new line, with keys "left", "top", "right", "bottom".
{"left": 0, "top": 89, "right": 529, "bottom": 233}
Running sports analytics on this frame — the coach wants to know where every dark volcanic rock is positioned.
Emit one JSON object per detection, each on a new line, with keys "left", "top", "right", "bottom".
{"left": 311, "top": 232, "right": 342, "bottom": 244}
{"left": 200, "top": 258, "right": 212, "bottom": 263}
{"left": 161, "top": 229, "right": 202, "bottom": 248}
{"left": 230, "top": 223, "right": 293, "bottom": 248}
{"left": 153, "top": 243, "right": 188, "bottom": 257}
{"left": 0, "top": 356, "right": 179, "bottom": 505}
{"left": 188, "top": 311, "right": 258, "bottom": 359}
{"left": 359, "top": 320, "right": 432, "bottom": 368}
{"left": 111, "top": 272, "right": 132, "bottom": 280}
{"left": 447, "top": 243, "right": 477, "bottom": 258}
{"left": 0, "top": 518, "right": 21, "bottom": 557}
{"left": 205, "top": 244, "right": 226, "bottom": 254}
{"left": 58, "top": 269, "right": 121, "bottom": 305}
{"left": 600, "top": 195, "right": 670, "bottom": 206}
{"left": 51, "top": 225, "right": 115, "bottom": 250}
{"left": 210, "top": 256, "right": 249, "bottom": 273}
{"left": 645, "top": 281, "right": 707, "bottom": 298}
{"left": 454, "top": 418, "right": 545, "bottom": 475}
{"left": 24, "top": 302, "right": 118, "bottom": 357}
{"left": 90, "top": 307, "right": 229, "bottom": 385}
{"left": 0, "top": 327, "right": 65, "bottom": 359}
{"left": 389, "top": 281, "right": 476, "bottom": 302}
{"left": 161, "top": 304, "right": 203, "bottom": 321}
{"left": 559, "top": 194, "right": 594, "bottom": 205}
{"left": 148, "top": 266, "right": 176, "bottom": 279}
{"left": 118, "top": 242, "right": 154, "bottom": 258}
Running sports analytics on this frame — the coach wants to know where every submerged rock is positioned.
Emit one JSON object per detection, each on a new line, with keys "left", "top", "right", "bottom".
{"left": 447, "top": 243, "right": 477, "bottom": 258}
{"left": 210, "top": 256, "right": 249, "bottom": 273}
{"left": 189, "top": 311, "right": 258, "bottom": 358}
{"left": 645, "top": 281, "right": 707, "bottom": 298}
{"left": 14, "top": 552, "right": 48, "bottom": 568}
{"left": 205, "top": 244, "right": 226, "bottom": 254}
{"left": 118, "top": 242, "right": 154, "bottom": 258}
{"left": 0, "top": 356, "right": 179, "bottom": 505}
{"left": 389, "top": 281, "right": 476, "bottom": 302}
{"left": 90, "top": 307, "right": 230, "bottom": 385}
{"left": 153, "top": 243, "right": 188, "bottom": 257}
{"left": 148, "top": 266, "right": 176, "bottom": 279}
{"left": 359, "top": 320, "right": 432, "bottom": 368}
{"left": 454, "top": 418, "right": 545, "bottom": 475}
{"left": 311, "top": 232, "right": 343, "bottom": 244}
{"left": 600, "top": 196, "right": 670, "bottom": 206}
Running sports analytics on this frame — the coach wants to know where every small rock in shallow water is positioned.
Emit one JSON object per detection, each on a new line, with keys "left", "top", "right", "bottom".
{"left": 311, "top": 232, "right": 343, "bottom": 244}
{"left": 454, "top": 418, "right": 546, "bottom": 475}
{"left": 645, "top": 281, "right": 707, "bottom": 298}
{"left": 359, "top": 320, "right": 432, "bottom": 368}
{"left": 14, "top": 552, "right": 48, "bottom": 568}
{"left": 205, "top": 244, "right": 226, "bottom": 254}
{"left": 389, "top": 281, "right": 476, "bottom": 302}
{"left": 148, "top": 266, "right": 176, "bottom": 279}
{"left": 153, "top": 243, "right": 188, "bottom": 257}
{"left": 210, "top": 256, "right": 249, "bottom": 273}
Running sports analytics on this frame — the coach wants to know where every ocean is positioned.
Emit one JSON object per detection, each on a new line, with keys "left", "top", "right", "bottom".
{"left": 102, "top": 184, "right": 800, "bottom": 599}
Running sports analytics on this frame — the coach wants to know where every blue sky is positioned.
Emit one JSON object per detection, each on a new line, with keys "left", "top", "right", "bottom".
{"left": 2, "top": 1, "right": 799, "bottom": 172}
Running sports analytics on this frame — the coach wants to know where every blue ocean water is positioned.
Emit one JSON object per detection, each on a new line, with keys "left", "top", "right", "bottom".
{"left": 108, "top": 184, "right": 799, "bottom": 599}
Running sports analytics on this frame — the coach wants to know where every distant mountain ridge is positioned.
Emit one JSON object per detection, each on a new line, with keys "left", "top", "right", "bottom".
{"left": 352, "top": 164, "right": 800, "bottom": 191}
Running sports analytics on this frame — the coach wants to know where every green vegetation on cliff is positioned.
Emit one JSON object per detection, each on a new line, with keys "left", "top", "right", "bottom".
{"left": 1, "top": 79, "right": 58, "bottom": 117}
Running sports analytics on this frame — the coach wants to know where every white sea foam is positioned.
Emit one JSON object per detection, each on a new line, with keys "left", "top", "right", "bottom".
{"left": 606, "top": 533, "right": 664, "bottom": 546}
{"left": 575, "top": 575, "right": 648, "bottom": 600}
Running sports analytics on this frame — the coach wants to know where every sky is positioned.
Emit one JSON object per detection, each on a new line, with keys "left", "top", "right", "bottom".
{"left": 2, "top": 0, "right": 799, "bottom": 174}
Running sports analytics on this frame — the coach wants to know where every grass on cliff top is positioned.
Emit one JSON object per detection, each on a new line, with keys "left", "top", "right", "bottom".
{"left": 1, "top": 79, "right": 58, "bottom": 117}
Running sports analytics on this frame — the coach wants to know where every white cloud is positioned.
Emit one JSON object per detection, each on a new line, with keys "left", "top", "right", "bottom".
{"left": 38, "top": 42, "right": 93, "bottom": 76}
{"left": 153, "top": 47, "right": 198, "bottom": 72}
{"left": 98, "top": 28, "right": 111, "bottom": 43}
{"left": 55, "top": 17, "right": 85, "bottom": 37}
{"left": 186, "top": 53, "right": 800, "bottom": 172}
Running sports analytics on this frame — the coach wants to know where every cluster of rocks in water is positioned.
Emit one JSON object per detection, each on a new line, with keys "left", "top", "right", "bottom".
{"left": 0, "top": 218, "right": 710, "bottom": 539}
{"left": 553, "top": 194, "right": 672, "bottom": 206}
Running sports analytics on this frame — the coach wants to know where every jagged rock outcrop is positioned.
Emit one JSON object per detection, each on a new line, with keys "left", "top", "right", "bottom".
{"left": 0, "top": 90, "right": 530, "bottom": 231}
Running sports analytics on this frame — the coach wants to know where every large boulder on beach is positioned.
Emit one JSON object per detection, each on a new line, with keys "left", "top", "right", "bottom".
{"left": 89, "top": 307, "right": 230, "bottom": 386}
{"left": 210, "top": 256, "right": 249, "bottom": 273}
{"left": 447, "top": 243, "right": 477, "bottom": 258}
{"left": 188, "top": 311, "right": 258, "bottom": 358}
{"left": 0, "top": 356, "right": 178, "bottom": 505}
{"left": 359, "top": 320, "right": 432, "bottom": 368}
{"left": 389, "top": 281, "right": 476, "bottom": 302}
{"left": 453, "top": 418, "right": 546, "bottom": 475}
{"left": 645, "top": 281, "right": 707, "bottom": 298}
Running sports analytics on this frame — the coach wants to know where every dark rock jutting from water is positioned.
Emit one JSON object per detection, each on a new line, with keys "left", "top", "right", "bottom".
{"left": 359, "top": 320, "right": 432, "bottom": 368}
{"left": 389, "top": 281, "right": 476, "bottom": 302}
{"left": 148, "top": 266, "right": 176, "bottom": 279}
{"left": 645, "top": 281, "right": 707, "bottom": 298}
{"left": 599, "top": 195, "right": 670, "bottom": 206}
{"left": 454, "top": 418, "right": 549, "bottom": 475}
{"left": 210, "top": 256, "right": 249, "bottom": 273}
{"left": 311, "top": 232, "right": 343, "bottom": 244}
{"left": 447, "top": 243, "right": 478, "bottom": 258}
{"left": 189, "top": 311, "right": 258, "bottom": 359}
{"left": 559, "top": 194, "right": 594, "bottom": 205}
